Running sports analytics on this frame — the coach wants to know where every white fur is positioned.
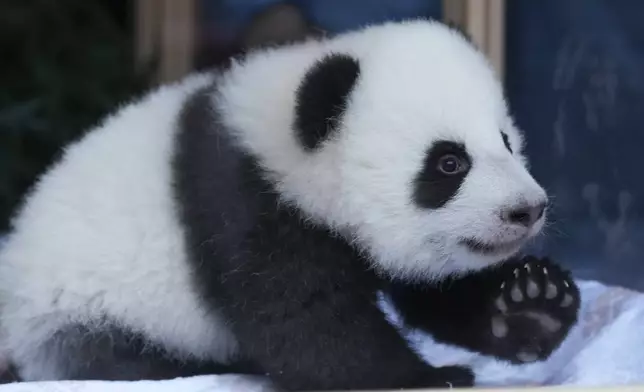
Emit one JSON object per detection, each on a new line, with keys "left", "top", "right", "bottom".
{"left": 0, "top": 19, "right": 547, "bottom": 380}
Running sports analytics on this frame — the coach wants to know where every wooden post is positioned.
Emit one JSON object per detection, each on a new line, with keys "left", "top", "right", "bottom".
{"left": 442, "top": 0, "right": 506, "bottom": 81}
{"left": 135, "top": 0, "right": 160, "bottom": 73}
{"left": 486, "top": 0, "right": 506, "bottom": 80}
{"left": 159, "top": 0, "right": 196, "bottom": 83}
{"left": 135, "top": 0, "right": 196, "bottom": 84}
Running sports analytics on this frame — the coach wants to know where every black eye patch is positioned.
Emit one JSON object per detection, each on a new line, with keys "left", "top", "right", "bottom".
{"left": 501, "top": 131, "right": 512, "bottom": 153}
{"left": 413, "top": 141, "right": 472, "bottom": 209}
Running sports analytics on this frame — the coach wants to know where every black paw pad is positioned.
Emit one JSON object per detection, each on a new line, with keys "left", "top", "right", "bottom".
{"left": 489, "top": 256, "right": 580, "bottom": 364}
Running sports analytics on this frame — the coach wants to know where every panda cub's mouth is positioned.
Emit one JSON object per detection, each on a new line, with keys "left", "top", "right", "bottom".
{"left": 461, "top": 237, "right": 525, "bottom": 256}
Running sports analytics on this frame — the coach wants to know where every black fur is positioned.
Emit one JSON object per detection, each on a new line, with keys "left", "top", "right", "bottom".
{"left": 22, "top": 320, "right": 252, "bottom": 381}
{"left": 172, "top": 83, "right": 474, "bottom": 390}
{"left": 414, "top": 140, "right": 472, "bottom": 209}
{"left": 388, "top": 256, "right": 581, "bottom": 364}
{"left": 501, "top": 131, "right": 513, "bottom": 153}
{"left": 294, "top": 54, "right": 360, "bottom": 151}
{"left": 0, "top": 364, "right": 20, "bottom": 384}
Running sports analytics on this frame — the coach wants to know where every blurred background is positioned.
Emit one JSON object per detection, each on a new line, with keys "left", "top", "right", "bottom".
{"left": 2, "top": 0, "right": 643, "bottom": 290}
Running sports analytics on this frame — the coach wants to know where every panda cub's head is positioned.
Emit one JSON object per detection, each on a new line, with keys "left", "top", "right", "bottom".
{"left": 219, "top": 19, "right": 548, "bottom": 281}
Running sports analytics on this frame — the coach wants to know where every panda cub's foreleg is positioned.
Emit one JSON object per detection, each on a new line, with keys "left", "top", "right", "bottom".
{"left": 197, "top": 211, "right": 475, "bottom": 391}
{"left": 389, "top": 256, "right": 580, "bottom": 364}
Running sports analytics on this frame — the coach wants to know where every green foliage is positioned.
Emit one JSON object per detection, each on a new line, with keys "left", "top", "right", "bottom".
{"left": 0, "top": 0, "right": 154, "bottom": 231}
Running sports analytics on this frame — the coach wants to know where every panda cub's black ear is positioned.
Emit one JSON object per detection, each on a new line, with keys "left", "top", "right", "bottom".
{"left": 294, "top": 54, "right": 361, "bottom": 151}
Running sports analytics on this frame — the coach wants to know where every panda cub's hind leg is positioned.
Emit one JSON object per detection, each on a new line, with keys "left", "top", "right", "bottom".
{"left": 16, "top": 321, "right": 247, "bottom": 381}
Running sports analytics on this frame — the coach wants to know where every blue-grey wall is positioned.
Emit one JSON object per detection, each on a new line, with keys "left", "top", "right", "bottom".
{"left": 506, "top": 0, "right": 644, "bottom": 290}
{"left": 201, "top": 0, "right": 441, "bottom": 37}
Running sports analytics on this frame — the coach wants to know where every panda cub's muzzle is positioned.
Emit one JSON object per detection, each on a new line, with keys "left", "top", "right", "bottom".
{"left": 461, "top": 198, "right": 548, "bottom": 257}
{"left": 500, "top": 201, "right": 547, "bottom": 229}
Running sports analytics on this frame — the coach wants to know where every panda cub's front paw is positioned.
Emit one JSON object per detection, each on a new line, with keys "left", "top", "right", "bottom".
{"left": 488, "top": 256, "right": 580, "bottom": 364}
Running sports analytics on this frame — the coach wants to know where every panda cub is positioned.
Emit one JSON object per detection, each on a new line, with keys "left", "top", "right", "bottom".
{"left": 0, "top": 19, "right": 579, "bottom": 390}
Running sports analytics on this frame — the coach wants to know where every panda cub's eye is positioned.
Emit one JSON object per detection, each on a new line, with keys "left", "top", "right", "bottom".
{"left": 437, "top": 154, "right": 467, "bottom": 175}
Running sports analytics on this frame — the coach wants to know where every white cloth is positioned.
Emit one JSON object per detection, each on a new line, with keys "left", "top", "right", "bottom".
{"left": 2, "top": 280, "right": 642, "bottom": 391}
{"left": 382, "top": 280, "right": 644, "bottom": 387}
{"left": 0, "top": 375, "right": 274, "bottom": 392}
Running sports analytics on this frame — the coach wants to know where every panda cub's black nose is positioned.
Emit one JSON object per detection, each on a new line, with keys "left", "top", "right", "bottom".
{"left": 502, "top": 202, "right": 547, "bottom": 227}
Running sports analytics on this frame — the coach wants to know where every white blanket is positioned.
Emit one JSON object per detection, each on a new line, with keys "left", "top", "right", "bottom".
{"left": 384, "top": 280, "right": 644, "bottom": 387}
{"left": 2, "top": 280, "right": 643, "bottom": 391}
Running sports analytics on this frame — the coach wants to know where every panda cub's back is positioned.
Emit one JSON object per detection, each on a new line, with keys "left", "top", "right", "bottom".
{"left": 0, "top": 72, "right": 241, "bottom": 373}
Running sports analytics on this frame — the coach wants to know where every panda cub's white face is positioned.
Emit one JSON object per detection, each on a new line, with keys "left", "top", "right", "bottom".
{"left": 221, "top": 19, "right": 548, "bottom": 282}
{"left": 319, "top": 21, "right": 547, "bottom": 281}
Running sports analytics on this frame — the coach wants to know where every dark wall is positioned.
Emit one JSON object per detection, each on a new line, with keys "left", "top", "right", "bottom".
{"left": 0, "top": 0, "right": 150, "bottom": 231}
